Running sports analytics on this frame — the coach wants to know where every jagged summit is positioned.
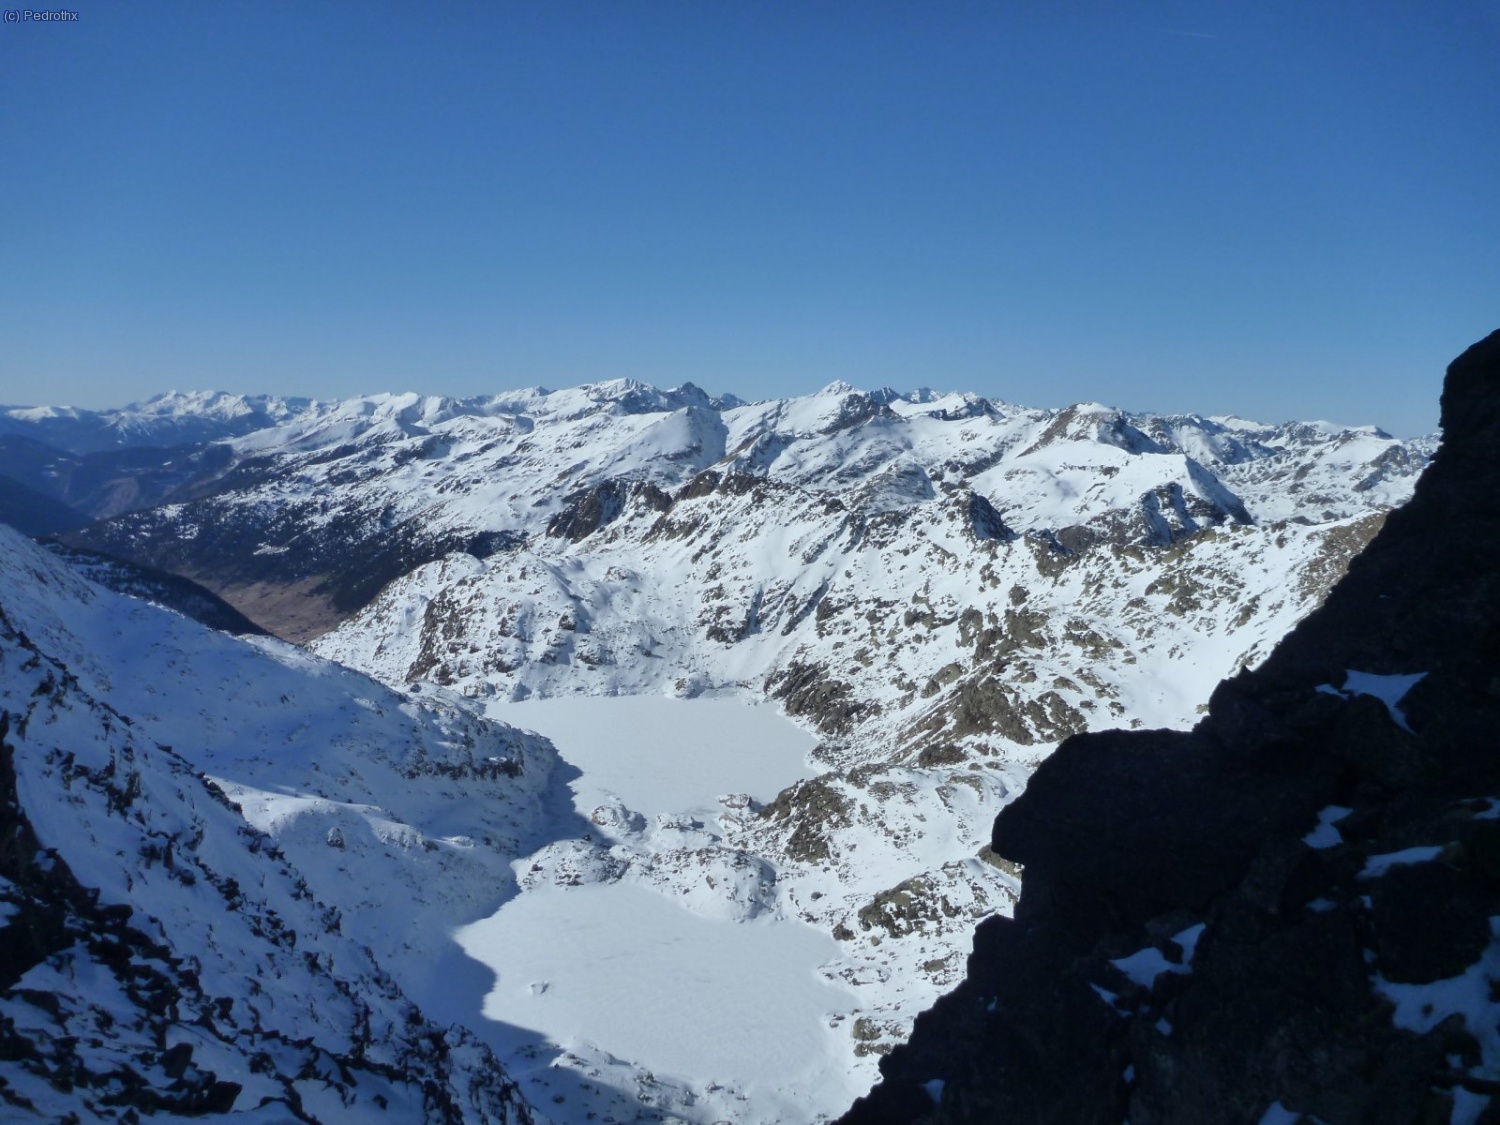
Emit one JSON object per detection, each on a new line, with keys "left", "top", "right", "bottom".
{"left": 841, "top": 328, "right": 1500, "bottom": 1124}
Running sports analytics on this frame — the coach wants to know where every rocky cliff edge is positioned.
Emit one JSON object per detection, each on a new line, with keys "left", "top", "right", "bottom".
{"left": 841, "top": 329, "right": 1500, "bottom": 1124}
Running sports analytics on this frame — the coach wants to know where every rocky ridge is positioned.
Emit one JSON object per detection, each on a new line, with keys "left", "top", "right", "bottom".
{"left": 840, "top": 333, "right": 1500, "bottom": 1123}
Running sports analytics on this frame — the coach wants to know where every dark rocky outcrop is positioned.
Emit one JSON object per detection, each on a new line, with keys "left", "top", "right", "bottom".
{"left": 841, "top": 330, "right": 1500, "bottom": 1125}
{"left": 758, "top": 775, "right": 856, "bottom": 864}
{"left": 966, "top": 492, "right": 1014, "bottom": 542}
{"left": 768, "top": 660, "right": 879, "bottom": 737}
{"left": 546, "top": 478, "right": 674, "bottom": 542}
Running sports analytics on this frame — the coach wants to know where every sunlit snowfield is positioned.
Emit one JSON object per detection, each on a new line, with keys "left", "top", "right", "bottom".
{"left": 457, "top": 696, "right": 862, "bottom": 1122}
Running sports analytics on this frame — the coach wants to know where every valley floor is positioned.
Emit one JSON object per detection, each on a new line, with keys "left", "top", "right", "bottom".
{"left": 417, "top": 695, "right": 953, "bottom": 1124}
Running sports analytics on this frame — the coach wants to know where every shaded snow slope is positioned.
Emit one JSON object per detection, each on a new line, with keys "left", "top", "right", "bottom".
{"left": 0, "top": 521, "right": 548, "bottom": 1123}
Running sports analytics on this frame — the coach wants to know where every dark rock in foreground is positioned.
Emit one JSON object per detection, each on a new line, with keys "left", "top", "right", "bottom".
{"left": 841, "top": 330, "right": 1500, "bottom": 1124}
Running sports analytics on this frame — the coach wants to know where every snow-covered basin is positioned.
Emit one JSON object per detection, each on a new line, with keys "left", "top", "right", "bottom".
{"left": 456, "top": 695, "right": 862, "bottom": 1117}
{"left": 485, "top": 694, "right": 820, "bottom": 817}
{"left": 464, "top": 882, "right": 857, "bottom": 1101}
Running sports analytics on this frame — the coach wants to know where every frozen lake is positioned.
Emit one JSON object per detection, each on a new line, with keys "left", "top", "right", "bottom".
{"left": 485, "top": 693, "right": 821, "bottom": 818}
{"left": 456, "top": 881, "right": 860, "bottom": 1116}
{"left": 457, "top": 694, "right": 860, "bottom": 1121}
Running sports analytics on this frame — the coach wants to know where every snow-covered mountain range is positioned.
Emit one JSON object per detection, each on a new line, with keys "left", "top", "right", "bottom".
{"left": 36, "top": 381, "right": 1433, "bottom": 732}
{"left": 0, "top": 391, "right": 315, "bottom": 455}
{"left": 0, "top": 379, "right": 1435, "bottom": 1121}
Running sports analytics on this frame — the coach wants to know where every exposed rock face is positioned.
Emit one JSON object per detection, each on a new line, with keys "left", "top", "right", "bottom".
{"left": 546, "top": 479, "right": 673, "bottom": 542}
{"left": 840, "top": 330, "right": 1500, "bottom": 1125}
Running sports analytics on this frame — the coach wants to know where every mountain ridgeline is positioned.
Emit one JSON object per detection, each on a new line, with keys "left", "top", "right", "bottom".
{"left": 7, "top": 382, "right": 1430, "bottom": 765}
{"left": 842, "top": 333, "right": 1500, "bottom": 1122}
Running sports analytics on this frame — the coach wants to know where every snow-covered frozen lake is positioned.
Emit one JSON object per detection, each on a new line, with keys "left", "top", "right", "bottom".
{"left": 458, "top": 882, "right": 859, "bottom": 1115}
{"left": 459, "top": 695, "right": 860, "bottom": 1122}
{"left": 485, "top": 693, "right": 820, "bottom": 818}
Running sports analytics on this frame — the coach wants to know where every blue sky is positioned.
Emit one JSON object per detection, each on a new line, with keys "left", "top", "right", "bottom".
{"left": 2, "top": 2, "right": 1497, "bottom": 435}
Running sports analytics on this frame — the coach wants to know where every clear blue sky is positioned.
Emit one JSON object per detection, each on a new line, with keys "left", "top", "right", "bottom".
{"left": 3, "top": 2, "right": 1497, "bottom": 435}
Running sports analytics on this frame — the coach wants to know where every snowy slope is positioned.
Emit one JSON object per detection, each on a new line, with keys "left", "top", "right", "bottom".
{"left": 0, "top": 521, "right": 553, "bottom": 1123}
{"left": 297, "top": 384, "right": 1422, "bottom": 768}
